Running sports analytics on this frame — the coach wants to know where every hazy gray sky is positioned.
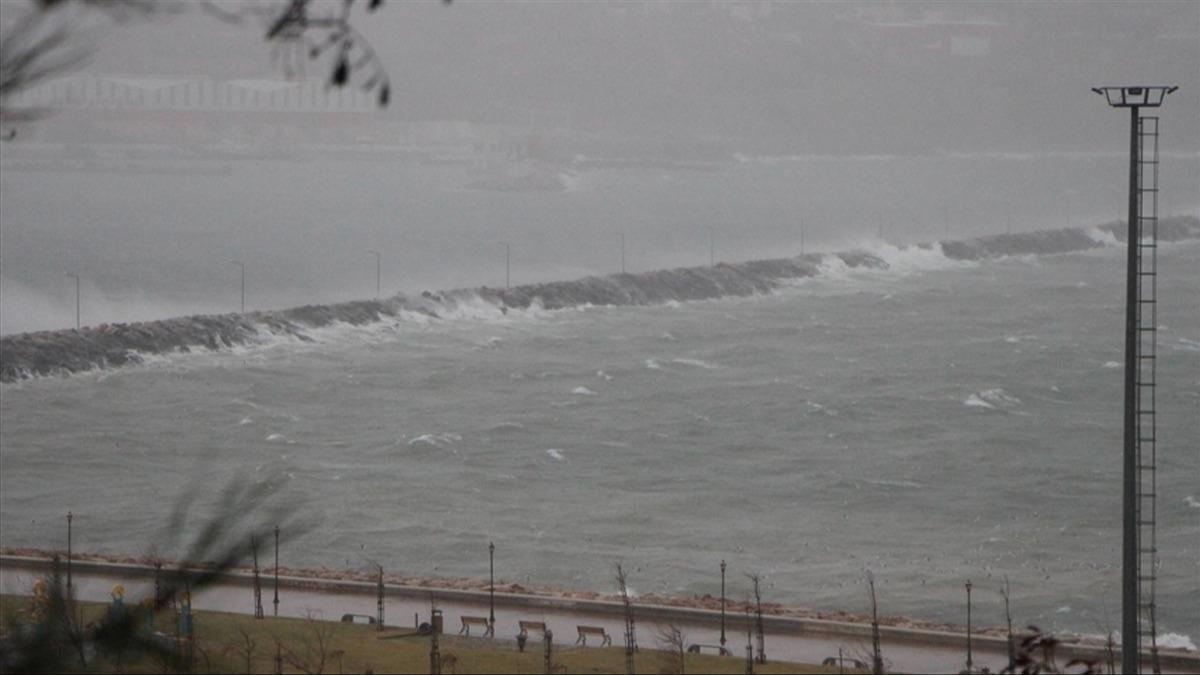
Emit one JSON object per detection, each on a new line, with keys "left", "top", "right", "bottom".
{"left": 2, "top": 1, "right": 1198, "bottom": 334}
{"left": 34, "top": 0, "right": 1200, "bottom": 153}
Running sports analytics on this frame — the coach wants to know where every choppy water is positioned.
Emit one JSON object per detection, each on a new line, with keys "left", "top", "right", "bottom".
{"left": 2, "top": 237, "right": 1197, "bottom": 645}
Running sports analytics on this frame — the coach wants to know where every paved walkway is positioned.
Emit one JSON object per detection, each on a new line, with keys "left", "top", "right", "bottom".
{"left": 3, "top": 556, "right": 1188, "bottom": 673}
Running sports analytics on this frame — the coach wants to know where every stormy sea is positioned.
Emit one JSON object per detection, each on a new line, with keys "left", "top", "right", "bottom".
{"left": 1, "top": 153, "right": 1198, "bottom": 648}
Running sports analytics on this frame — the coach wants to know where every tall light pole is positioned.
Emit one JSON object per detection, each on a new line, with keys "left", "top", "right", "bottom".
{"left": 367, "top": 250, "right": 381, "bottom": 298}
{"left": 230, "top": 261, "right": 245, "bottom": 313}
{"left": 1093, "top": 84, "right": 1176, "bottom": 675}
{"left": 488, "top": 542, "right": 496, "bottom": 634}
{"left": 719, "top": 559, "right": 727, "bottom": 649}
{"left": 499, "top": 242, "right": 511, "bottom": 289}
{"left": 66, "top": 273, "right": 80, "bottom": 330}
{"left": 708, "top": 226, "right": 715, "bottom": 266}
{"left": 965, "top": 580, "right": 973, "bottom": 673}
{"left": 799, "top": 220, "right": 805, "bottom": 256}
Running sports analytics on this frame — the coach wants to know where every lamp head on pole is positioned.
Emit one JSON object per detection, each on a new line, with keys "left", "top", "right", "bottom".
{"left": 1092, "top": 86, "right": 1177, "bottom": 108}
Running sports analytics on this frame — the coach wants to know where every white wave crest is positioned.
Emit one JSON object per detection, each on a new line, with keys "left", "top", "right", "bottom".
{"left": 545, "top": 448, "right": 565, "bottom": 461}
{"left": 1083, "top": 226, "right": 1120, "bottom": 246}
{"left": 672, "top": 358, "right": 718, "bottom": 369}
{"left": 1159, "top": 633, "right": 1197, "bottom": 651}
{"left": 572, "top": 386, "right": 597, "bottom": 396}
{"left": 408, "top": 432, "right": 462, "bottom": 447}
{"left": 867, "top": 241, "right": 969, "bottom": 273}
{"left": 964, "top": 388, "right": 1022, "bottom": 410}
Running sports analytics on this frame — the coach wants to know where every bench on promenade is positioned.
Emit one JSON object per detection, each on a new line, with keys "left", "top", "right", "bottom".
{"left": 823, "top": 656, "right": 868, "bottom": 670}
{"left": 575, "top": 625, "right": 611, "bottom": 646}
{"left": 459, "top": 615, "right": 493, "bottom": 637}
{"left": 518, "top": 620, "right": 547, "bottom": 639}
{"left": 687, "top": 644, "right": 730, "bottom": 656}
{"left": 340, "top": 613, "right": 377, "bottom": 625}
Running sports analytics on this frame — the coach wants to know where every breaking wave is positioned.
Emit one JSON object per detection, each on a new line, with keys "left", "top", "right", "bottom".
{"left": 2, "top": 216, "right": 1197, "bottom": 382}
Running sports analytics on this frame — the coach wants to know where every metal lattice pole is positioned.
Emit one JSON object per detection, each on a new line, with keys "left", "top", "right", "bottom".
{"left": 1092, "top": 85, "right": 1176, "bottom": 675}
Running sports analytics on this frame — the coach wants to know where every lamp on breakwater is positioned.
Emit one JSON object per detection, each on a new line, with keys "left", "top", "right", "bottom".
{"left": 1093, "top": 83, "right": 1177, "bottom": 675}
{"left": 230, "top": 261, "right": 245, "bottom": 314}
{"left": 66, "top": 273, "right": 80, "bottom": 330}
{"left": 1064, "top": 188, "right": 1081, "bottom": 229}
{"left": 499, "top": 242, "right": 511, "bottom": 289}
{"left": 367, "top": 250, "right": 381, "bottom": 298}
{"left": 619, "top": 232, "right": 627, "bottom": 274}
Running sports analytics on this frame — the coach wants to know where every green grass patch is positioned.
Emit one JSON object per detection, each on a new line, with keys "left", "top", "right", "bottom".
{"left": 2, "top": 595, "right": 842, "bottom": 673}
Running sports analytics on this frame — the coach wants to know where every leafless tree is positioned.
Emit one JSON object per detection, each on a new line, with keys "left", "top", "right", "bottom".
{"left": 655, "top": 623, "right": 687, "bottom": 675}
{"left": 866, "top": 570, "right": 884, "bottom": 675}
{"left": 743, "top": 606, "right": 754, "bottom": 675}
{"left": 281, "top": 611, "right": 337, "bottom": 675}
{"left": 1000, "top": 626, "right": 1102, "bottom": 675}
{"left": 745, "top": 573, "right": 765, "bottom": 664}
{"left": 0, "top": 475, "right": 307, "bottom": 674}
{"left": 615, "top": 563, "right": 638, "bottom": 675}
{"left": 1, "top": 0, "right": 446, "bottom": 124}
{"left": 226, "top": 625, "right": 259, "bottom": 674}
{"left": 1000, "top": 576, "right": 1015, "bottom": 668}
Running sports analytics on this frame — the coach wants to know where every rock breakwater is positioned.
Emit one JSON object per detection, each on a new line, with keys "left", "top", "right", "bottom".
{"left": 3, "top": 216, "right": 1196, "bottom": 383}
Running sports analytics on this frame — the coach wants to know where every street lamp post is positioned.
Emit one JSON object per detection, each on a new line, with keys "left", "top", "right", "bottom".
{"left": 66, "top": 274, "right": 80, "bottom": 330}
{"left": 620, "top": 232, "right": 626, "bottom": 274}
{"left": 719, "top": 560, "right": 727, "bottom": 648}
{"left": 66, "top": 511, "right": 73, "bottom": 592}
{"left": 488, "top": 542, "right": 496, "bottom": 635}
{"left": 966, "top": 580, "right": 974, "bottom": 673}
{"left": 272, "top": 525, "right": 279, "bottom": 616}
{"left": 499, "top": 242, "right": 511, "bottom": 289}
{"left": 708, "top": 226, "right": 715, "bottom": 266}
{"left": 231, "top": 261, "right": 245, "bottom": 313}
{"left": 367, "top": 250, "right": 381, "bottom": 298}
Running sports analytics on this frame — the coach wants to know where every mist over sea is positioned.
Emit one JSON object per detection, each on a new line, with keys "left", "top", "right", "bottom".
{"left": 1, "top": 151, "right": 1198, "bottom": 646}
{"left": 3, "top": 148, "right": 1197, "bottom": 335}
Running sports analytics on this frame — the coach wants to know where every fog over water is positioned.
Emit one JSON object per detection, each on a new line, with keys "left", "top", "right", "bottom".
{"left": 1, "top": 0, "right": 1199, "bottom": 651}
